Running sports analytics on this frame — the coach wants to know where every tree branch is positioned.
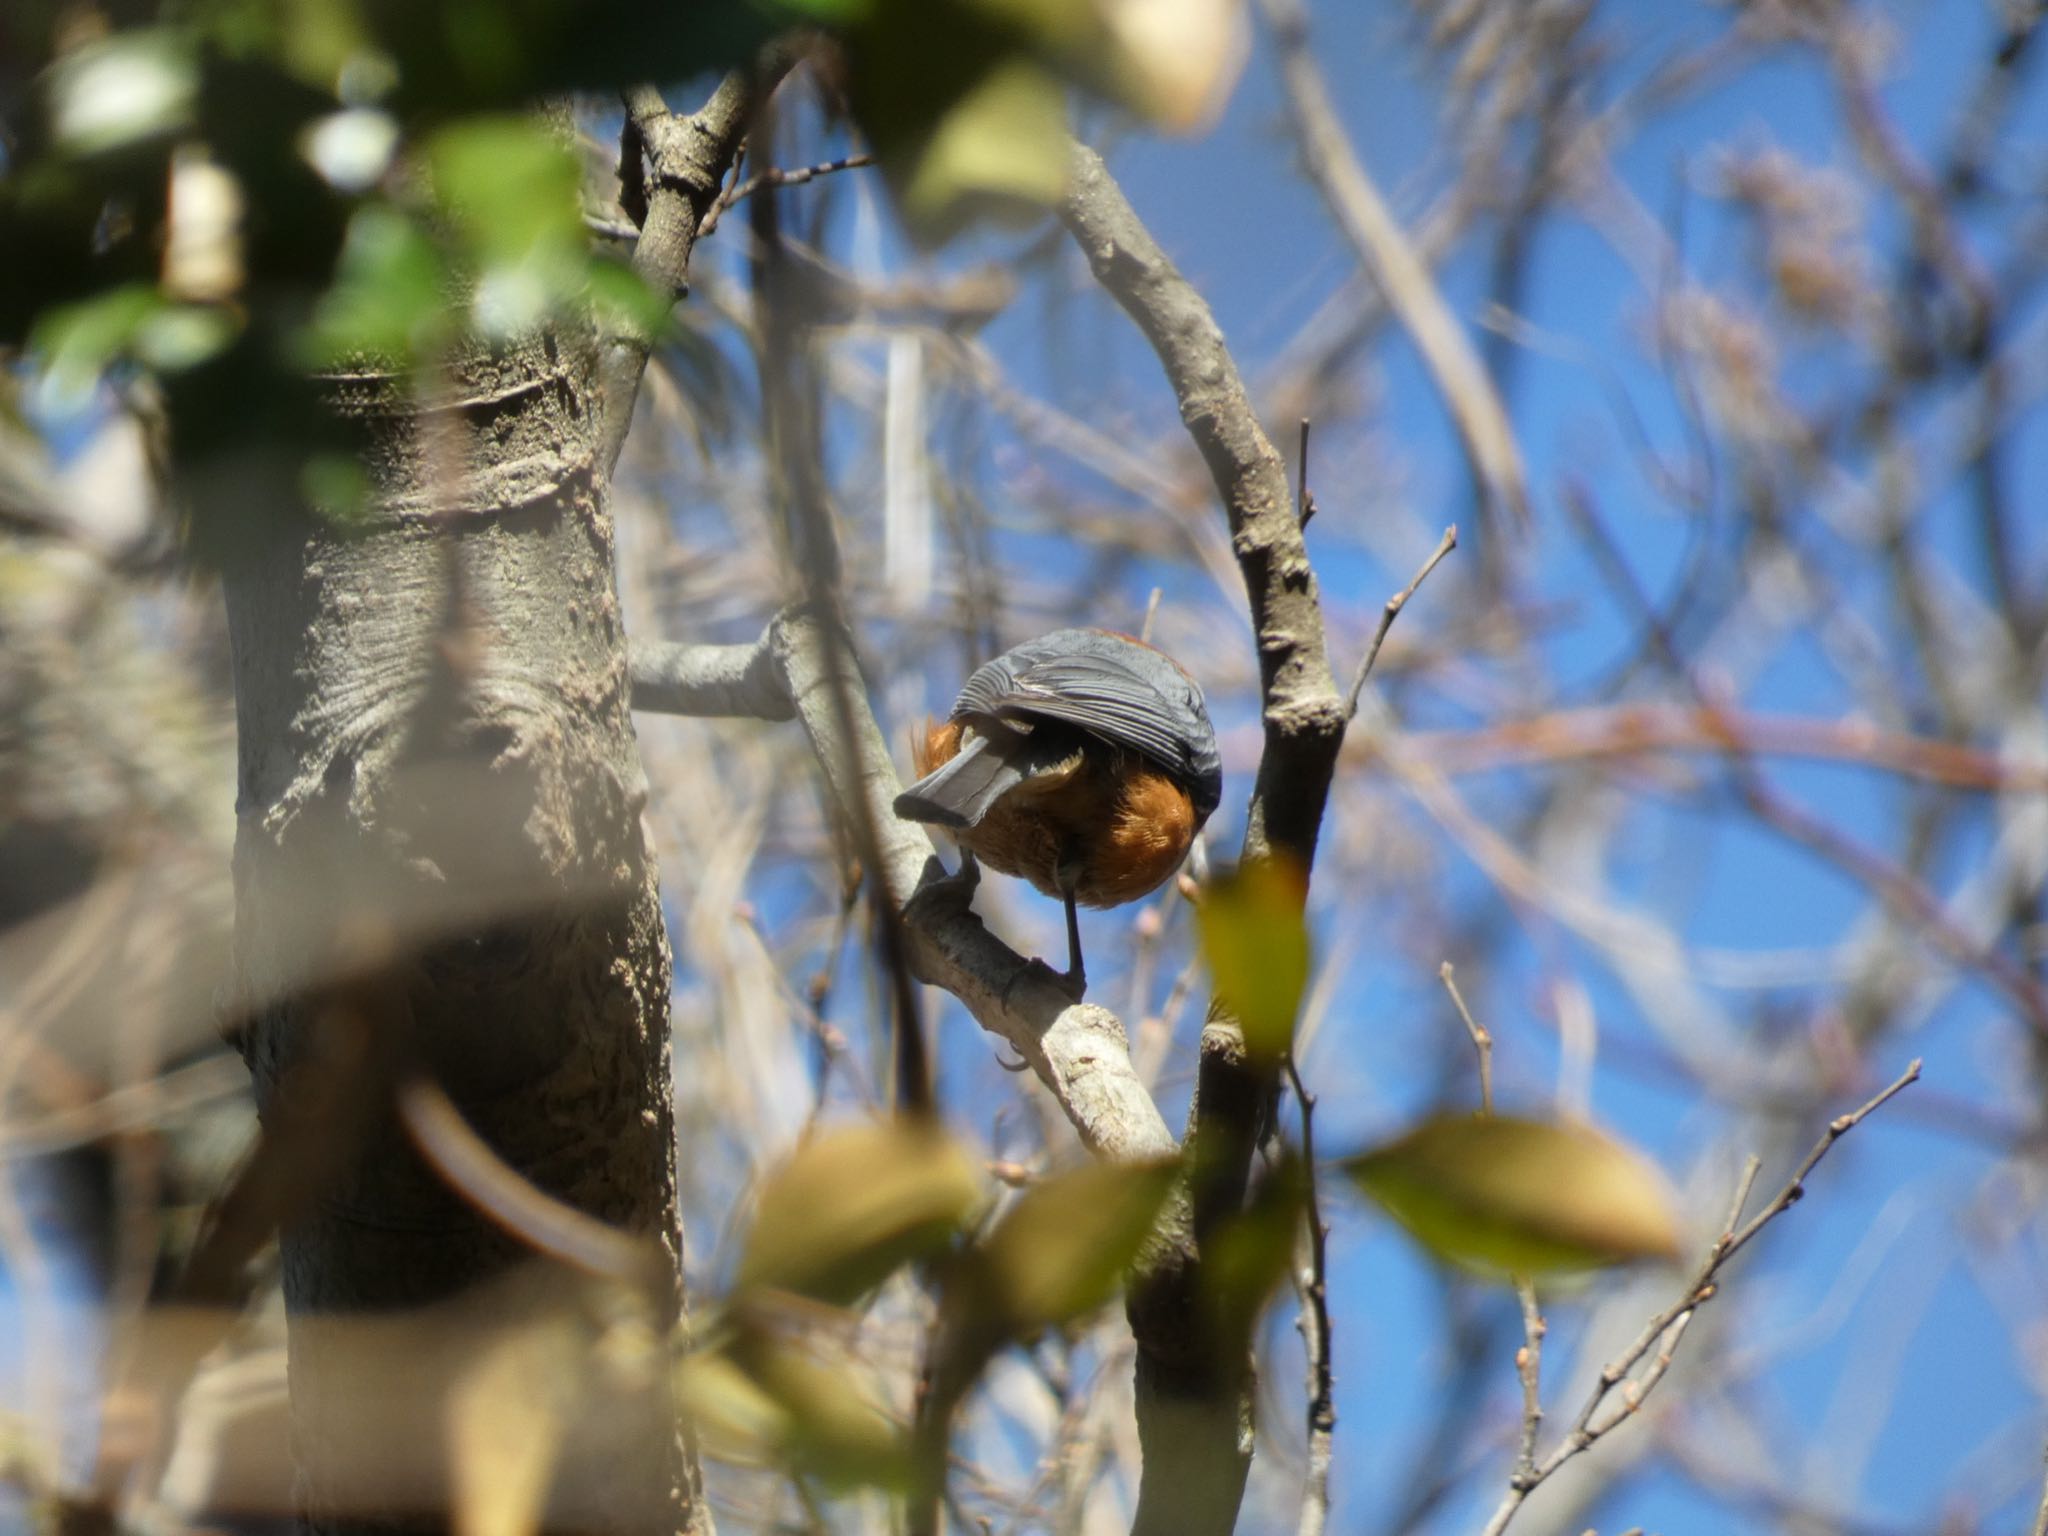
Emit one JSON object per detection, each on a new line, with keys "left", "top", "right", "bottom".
{"left": 1060, "top": 139, "right": 1349, "bottom": 1536}
{"left": 1476, "top": 1058, "right": 1923, "bottom": 1536}
{"left": 764, "top": 604, "right": 1180, "bottom": 1166}
{"left": 629, "top": 630, "right": 794, "bottom": 720}
{"left": 1259, "top": 0, "right": 1530, "bottom": 533}
{"left": 597, "top": 64, "right": 783, "bottom": 476}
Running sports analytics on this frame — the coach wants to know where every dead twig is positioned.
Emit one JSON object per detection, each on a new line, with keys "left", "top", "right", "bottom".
{"left": 1346, "top": 526, "right": 1459, "bottom": 719}
{"left": 1476, "top": 1058, "right": 1923, "bottom": 1536}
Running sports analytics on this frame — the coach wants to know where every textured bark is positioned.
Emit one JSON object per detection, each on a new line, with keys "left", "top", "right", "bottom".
{"left": 220, "top": 317, "right": 699, "bottom": 1532}
{"left": 1061, "top": 142, "right": 1349, "bottom": 1536}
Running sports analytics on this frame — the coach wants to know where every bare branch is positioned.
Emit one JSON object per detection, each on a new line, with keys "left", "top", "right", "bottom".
{"left": 628, "top": 628, "right": 793, "bottom": 720}
{"left": 598, "top": 65, "right": 783, "bottom": 475}
{"left": 1346, "top": 525, "right": 1458, "bottom": 718}
{"left": 1258, "top": 0, "right": 1530, "bottom": 530}
{"left": 1061, "top": 138, "right": 1350, "bottom": 1536}
{"left": 1284, "top": 1056, "right": 1335, "bottom": 1536}
{"left": 699, "top": 151, "right": 878, "bottom": 239}
{"left": 1476, "top": 1058, "right": 1923, "bottom": 1536}
{"left": 1437, "top": 960, "right": 1493, "bottom": 1113}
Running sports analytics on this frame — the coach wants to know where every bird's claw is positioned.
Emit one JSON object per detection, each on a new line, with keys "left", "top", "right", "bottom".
{"left": 916, "top": 850, "right": 982, "bottom": 914}
{"left": 1018, "top": 956, "right": 1087, "bottom": 1003}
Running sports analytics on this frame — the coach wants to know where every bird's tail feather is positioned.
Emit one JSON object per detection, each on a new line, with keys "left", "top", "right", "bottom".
{"left": 894, "top": 735, "right": 1024, "bottom": 829}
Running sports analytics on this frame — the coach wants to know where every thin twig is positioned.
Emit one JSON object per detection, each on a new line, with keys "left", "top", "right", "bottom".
{"left": 1297, "top": 417, "right": 1317, "bottom": 527}
{"left": 2030, "top": 1435, "right": 2048, "bottom": 1536}
{"left": 1437, "top": 965, "right": 1541, "bottom": 1489}
{"left": 1284, "top": 1055, "right": 1336, "bottom": 1536}
{"left": 1510, "top": 1279, "right": 1545, "bottom": 1489}
{"left": 699, "top": 152, "right": 879, "bottom": 238}
{"left": 1437, "top": 960, "right": 1493, "bottom": 1112}
{"left": 1347, "top": 525, "right": 1459, "bottom": 718}
{"left": 750, "top": 159, "right": 931, "bottom": 1118}
{"left": 1140, "top": 585, "right": 1164, "bottom": 645}
{"left": 1259, "top": 0, "right": 1529, "bottom": 529}
{"left": 1476, "top": 1058, "right": 1923, "bottom": 1536}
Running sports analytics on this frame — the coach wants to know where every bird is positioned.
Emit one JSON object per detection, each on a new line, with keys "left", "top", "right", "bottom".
{"left": 893, "top": 627, "right": 1222, "bottom": 995}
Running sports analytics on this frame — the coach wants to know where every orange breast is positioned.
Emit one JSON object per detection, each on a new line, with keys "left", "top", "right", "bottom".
{"left": 1072, "top": 765, "right": 1197, "bottom": 907}
{"left": 911, "top": 716, "right": 1197, "bottom": 908}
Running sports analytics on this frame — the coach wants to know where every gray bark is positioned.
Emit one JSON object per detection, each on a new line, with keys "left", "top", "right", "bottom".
{"left": 220, "top": 317, "right": 699, "bottom": 1532}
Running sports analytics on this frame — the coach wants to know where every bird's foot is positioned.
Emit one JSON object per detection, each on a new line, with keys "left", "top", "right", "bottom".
{"left": 1017, "top": 955, "right": 1087, "bottom": 1004}
{"left": 914, "top": 850, "right": 982, "bottom": 914}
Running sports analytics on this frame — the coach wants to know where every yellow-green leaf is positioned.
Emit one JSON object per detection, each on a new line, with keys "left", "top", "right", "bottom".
{"left": 971, "top": 1158, "right": 1180, "bottom": 1333}
{"left": 895, "top": 54, "right": 1070, "bottom": 244}
{"left": 679, "top": 1329, "right": 908, "bottom": 1489}
{"left": 1095, "top": 0, "right": 1247, "bottom": 131}
{"left": 1202, "top": 1155, "right": 1305, "bottom": 1351}
{"left": 736, "top": 1119, "right": 982, "bottom": 1304}
{"left": 1345, "top": 1114, "right": 1681, "bottom": 1276}
{"left": 1194, "top": 857, "right": 1310, "bottom": 1059}
{"left": 743, "top": 1333, "right": 908, "bottom": 1489}
{"left": 445, "top": 1313, "right": 583, "bottom": 1536}
{"left": 675, "top": 1349, "right": 790, "bottom": 1466}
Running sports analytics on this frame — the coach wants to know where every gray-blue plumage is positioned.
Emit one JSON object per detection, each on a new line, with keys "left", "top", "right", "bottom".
{"left": 894, "top": 628, "right": 1222, "bottom": 828}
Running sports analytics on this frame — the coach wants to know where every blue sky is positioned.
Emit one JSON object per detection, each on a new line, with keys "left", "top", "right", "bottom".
{"left": 5, "top": 2, "right": 2044, "bottom": 1531}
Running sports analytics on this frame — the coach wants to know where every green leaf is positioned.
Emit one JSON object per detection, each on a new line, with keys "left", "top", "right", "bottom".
{"left": 1203, "top": 1155, "right": 1305, "bottom": 1352}
{"left": 1345, "top": 1114, "right": 1682, "bottom": 1276}
{"left": 427, "top": 117, "right": 583, "bottom": 267}
{"left": 735, "top": 1119, "right": 983, "bottom": 1304}
{"left": 45, "top": 30, "right": 198, "bottom": 157}
{"left": 301, "top": 451, "right": 373, "bottom": 524}
{"left": 300, "top": 203, "right": 447, "bottom": 365}
{"left": 738, "top": 1331, "right": 909, "bottom": 1489}
{"left": 968, "top": 1158, "right": 1180, "bottom": 1333}
{"left": 679, "top": 1327, "right": 909, "bottom": 1489}
{"left": 1194, "top": 856, "right": 1310, "bottom": 1059}
{"left": 30, "top": 286, "right": 166, "bottom": 404}
{"left": 899, "top": 55, "right": 1068, "bottom": 242}
{"left": 133, "top": 304, "right": 241, "bottom": 372}
{"left": 585, "top": 258, "right": 674, "bottom": 344}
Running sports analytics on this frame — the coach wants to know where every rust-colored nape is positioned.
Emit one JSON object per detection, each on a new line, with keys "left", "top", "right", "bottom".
{"left": 912, "top": 717, "right": 964, "bottom": 779}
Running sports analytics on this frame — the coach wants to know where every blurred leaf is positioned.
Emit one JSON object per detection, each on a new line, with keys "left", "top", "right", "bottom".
{"left": 676, "top": 1348, "right": 791, "bottom": 1466}
{"left": 300, "top": 204, "right": 447, "bottom": 365}
{"left": 1194, "top": 856, "right": 1309, "bottom": 1059}
{"left": 133, "top": 305, "right": 241, "bottom": 372}
{"left": 679, "top": 1328, "right": 908, "bottom": 1488}
{"left": 585, "top": 258, "right": 674, "bottom": 343}
{"left": 45, "top": 29, "right": 198, "bottom": 157}
{"left": 30, "top": 286, "right": 165, "bottom": 404}
{"left": 444, "top": 1313, "right": 584, "bottom": 1536}
{"left": 1345, "top": 1114, "right": 1682, "bottom": 1276}
{"left": 426, "top": 118, "right": 590, "bottom": 340}
{"left": 775, "top": 0, "right": 878, "bottom": 18}
{"left": 29, "top": 287, "right": 240, "bottom": 408}
{"left": 969, "top": 1157, "right": 1179, "bottom": 1333}
{"left": 162, "top": 148, "right": 247, "bottom": 303}
{"left": 1093, "top": 0, "right": 1246, "bottom": 131}
{"left": 1202, "top": 1155, "right": 1304, "bottom": 1353}
{"left": 427, "top": 117, "right": 582, "bottom": 267}
{"left": 301, "top": 451, "right": 372, "bottom": 523}
{"left": 894, "top": 54, "right": 1069, "bottom": 244}
{"left": 300, "top": 106, "right": 402, "bottom": 194}
{"left": 741, "top": 1331, "right": 908, "bottom": 1488}
{"left": 736, "top": 1119, "right": 982, "bottom": 1304}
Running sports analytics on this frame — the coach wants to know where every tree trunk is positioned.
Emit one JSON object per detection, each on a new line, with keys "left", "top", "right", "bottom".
{"left": 218, "top": 315, "right": 700, "bottom": 1532}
